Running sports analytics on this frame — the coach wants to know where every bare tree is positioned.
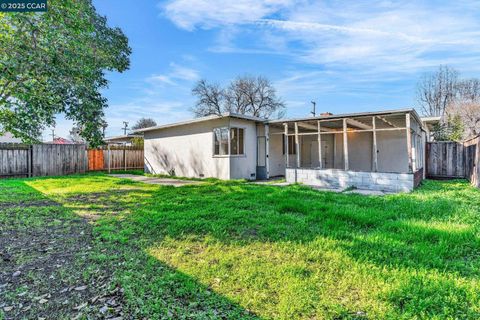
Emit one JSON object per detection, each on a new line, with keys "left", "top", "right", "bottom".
{"left": 457, "top": 78, "right": 480, "bottom": 102}
{"left": 447, "top": 78, "right": 480, "bottom": 138}
{"left": 224, "top": 77, "right": 249, "bottom": 115}
{"left": 417, "top": 65, "right": 459, "bottom": 117}
{"left": 131, "top": 118, "right": 157, "bottom": 130}
{"left": 192, "top": 76, "right": 285, "bottom": 119}
{"left": 191, "top": 80, "right": 224, "bottom": 117}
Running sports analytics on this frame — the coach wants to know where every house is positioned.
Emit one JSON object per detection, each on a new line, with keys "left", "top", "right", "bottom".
{"left": 104, "top": 134, "right": 143, "bottom": 146}
{"left": 134, "top": 109, "right": 428, "bottom": 192}
{"left": 0, "top": 132, "right": 23, "bottom": 143}
{"left": 45, "top": 137, "right": 76, "bottom": 144}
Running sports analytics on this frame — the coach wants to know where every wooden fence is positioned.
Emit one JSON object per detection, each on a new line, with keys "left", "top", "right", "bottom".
{"left": 426, "top": 142, "right": 465, "bottom": 178}
{"left": 0, "top": 143, "right": 87, "bottom": 178}
{"left": 0, "top": 143, "right": 32, "bottom": 178}
{"left": 88, "top": 146, "right": 144, "bottom": 172}
{"left": 0, "top": 143, "right": 143, "bottom": 178}
{"left": 464, "top": 136, "right": 479, "bottom": 188}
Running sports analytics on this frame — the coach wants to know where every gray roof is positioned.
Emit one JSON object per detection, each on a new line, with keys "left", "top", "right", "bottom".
{"left": 132, "top": 113, "right": 266, "bottom": 133}
{"left": 266, "top": 108, "right": 422, "bottom": 124}
{"left": 132, "top": 108, "right": 425, "bottom": 133}
{"left": 104, "top": 134, "right": 143, "bottom": 141}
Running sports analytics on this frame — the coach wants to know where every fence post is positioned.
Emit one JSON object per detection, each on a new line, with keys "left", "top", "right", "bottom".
{"left": 28, "top": 145, "right": 33, "bottom": 177}
{"left": 107, "top": 144, "right": 111, "bottom": 173}
{"left": 124, "top": 144, "right": 127, "bottom": 171}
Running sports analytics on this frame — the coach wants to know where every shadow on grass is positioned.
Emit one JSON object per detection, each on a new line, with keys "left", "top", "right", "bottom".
{"left": 0, "top": 179, "right": 260, "bottom": 319}
{"left": 19, "top": 176, "right": 480, "bottom": 318}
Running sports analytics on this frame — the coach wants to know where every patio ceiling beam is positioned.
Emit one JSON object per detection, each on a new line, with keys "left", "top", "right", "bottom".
{"left": 283, "top": 127, "right": 407, "bottom": 136}
{"left": 346, "top": 118, "right": 372, "bottom": 130}
{"left": 297, "top": 122, "right": 337, "bottom": 132}
{"left": 377, "top": 116, "right": 397, "bottom": 128}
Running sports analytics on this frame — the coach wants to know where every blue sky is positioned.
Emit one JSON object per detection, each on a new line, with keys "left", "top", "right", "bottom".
{"left": 47, "top": 0, "right": 480, "bottom": 139}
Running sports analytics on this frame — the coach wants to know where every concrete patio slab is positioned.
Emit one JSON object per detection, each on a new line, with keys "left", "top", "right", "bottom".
{"left": 109, "top": 174, "right": 201, "bottom": 187}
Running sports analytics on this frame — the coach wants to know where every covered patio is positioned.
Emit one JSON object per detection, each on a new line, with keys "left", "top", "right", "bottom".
{"left": 261, "top": 109, "right": 426, "bottom": 192}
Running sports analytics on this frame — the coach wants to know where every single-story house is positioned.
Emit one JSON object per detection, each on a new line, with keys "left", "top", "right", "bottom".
{"left": 134, "top": 109, "right": 429, "bottom": 192}
{"left": 104, "top": 134, "right": 143, "bottom": 146}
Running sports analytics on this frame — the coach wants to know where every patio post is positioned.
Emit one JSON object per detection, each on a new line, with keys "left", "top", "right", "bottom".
{"left": 294, "top": 122, "right": 300, "bottom": 168}
{"left": 406, "top": 113, "right": 413, "bottom": 173}
{"left": 343, "top": 118, "right": 349, "bottom": 170}
{"left": 372, "top": 116, "right": 378, "bottom": 172}
{"left": 284, "top": 123, "right": 289, "bottom": 168}
{"left": 317, "top": 121, "right": 323, "bottom": 169}
{"left": 265, "top": 124, "right": 270, "bottom": 179}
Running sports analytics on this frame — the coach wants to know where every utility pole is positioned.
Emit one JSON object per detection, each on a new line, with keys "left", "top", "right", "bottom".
{"left": 101, "top": 121, "right": 108, "bottom": 136}
{"left": 122, "top": 121, "right": 128, "bottom": 135}
{"left": 311, "top": 101, "right": 316, "bottom": 117}
{"left": 51, "top": 128, "right": 55, "bottom": 141}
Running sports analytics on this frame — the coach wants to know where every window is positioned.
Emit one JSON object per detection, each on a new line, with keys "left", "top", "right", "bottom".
{"left": 213, "top": 127, "right": 244, "bottom": 156}
{"left": 213, "top": 127, "right": 229, "bottom": 155}
{"left": 230, "top": 128, "right": 244, "bottom": 155}
{"left": 282, "top": 135, "right": 296, "bottom": 155}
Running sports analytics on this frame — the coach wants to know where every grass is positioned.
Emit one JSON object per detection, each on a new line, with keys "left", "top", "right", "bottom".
{"left": 1, "top": 173, "right": 480, "bottom": 319}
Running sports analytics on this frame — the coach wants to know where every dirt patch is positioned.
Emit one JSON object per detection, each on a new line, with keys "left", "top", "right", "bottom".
{"left": 0, "top": 199, "right": 126, "bottom": 319}
{"left": 0, "top": 200, "right": 61, "bottom": 209}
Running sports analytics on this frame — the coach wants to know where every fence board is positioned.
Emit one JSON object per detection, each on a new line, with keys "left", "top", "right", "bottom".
{"left": 426, "top": 142, "right": 465, "bottom": 178}
{"left": 0, "top": 144, "right": 29, "bottom": 178}
{"left": 464, "top": 135, "right": 480, "bottom": 188}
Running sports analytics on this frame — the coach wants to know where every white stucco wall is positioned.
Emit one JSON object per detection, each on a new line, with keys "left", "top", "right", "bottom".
{"left": 229, "top": 118, "right": 258, "bottom": 179}
{"left": 144, "top": 118, "right": 230, "bottom": 179}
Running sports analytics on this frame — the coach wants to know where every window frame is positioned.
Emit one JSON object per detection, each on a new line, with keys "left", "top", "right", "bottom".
{"left": 212, "top": 126, "right": 246, "bottom": 157}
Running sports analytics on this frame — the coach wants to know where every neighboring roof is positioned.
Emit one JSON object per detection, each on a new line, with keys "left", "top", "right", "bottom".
{"left": 104, "top": 134, "right": 143, "bottom": 142}
{"left": 267, "top": 108, "right": 423, "bottom": 125}
{"left": 420, "top": 116, "right": 441, "bottom": 123}
{"left": 0, "top": 132, "right": 22, "bottom": 143}
{"left": 45, "top": 137, "right": 76, "bottom": 145}
{"left": 421, "top": 116, "right": 441, "bottom": 131}
{"left": 133, "top": 113, "right": 266, "bottom": 133}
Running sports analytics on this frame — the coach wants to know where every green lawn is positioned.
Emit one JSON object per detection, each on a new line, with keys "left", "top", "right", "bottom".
{"left": 1, "top": 174, "right": 479, "bottom": 319}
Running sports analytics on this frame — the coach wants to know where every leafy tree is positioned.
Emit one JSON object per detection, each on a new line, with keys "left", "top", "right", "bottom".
{"left": 131, "top": 118, "right": 157, "bottom": 130}
{"left": 432, "top": 115, "right": 464, "bottom": 141}
{"left": 192, "top": 75, "right": 285, "bottom": 119}
{"left": 131, "top": 136, "right": 144, "bottom": 147}
{"left": 0, "top": 0, "right": 131, "bottom": 146}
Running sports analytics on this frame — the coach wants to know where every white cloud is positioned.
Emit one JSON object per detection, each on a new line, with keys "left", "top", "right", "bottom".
{"left": 162, "top": 0, "right": 295, "bottom": 30}
{"left": 147, "top": 62, "right": 200, "bottom": 86}
{"left": 162, "top": 1, "right": 480, "bottom": 74}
